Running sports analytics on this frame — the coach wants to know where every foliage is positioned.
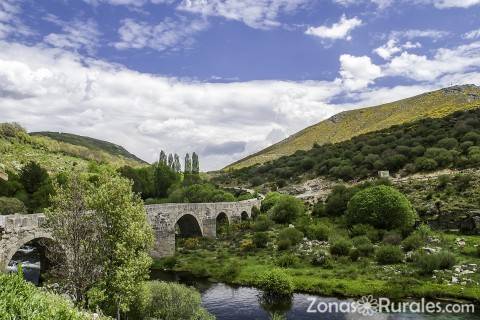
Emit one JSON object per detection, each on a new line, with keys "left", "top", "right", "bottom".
{"left": 352, "top": 236, "right": 374, "bottom": 257}
{"left": 376, "top": 245, "right": 404, "bottom": 265}
{"left": 276, "top": 253, "right": 299, "bottom": 268}
{"left": 278, "top": 227, "right": 304, "bottom": 246}
{"left": 346, "top": 186, "right": 417, "bottom": 230}
{"left": 261, "top": 192, "right": 282, "bottom": 212}
{"left": 311, "top": 201, "right": 326, "bottom": 217}
{"left": 382, "top": 231, "right": 403, "bottom": 245}
{"left": 277, "top": 239, "right": 291, "bottom": 251}
{"left": 0, "top": 196, "right": 27, "bottom": 215}
{"left": 129, "top": 281, "right": 214, "bottom": 320}
{"left": 254, "top": 215, "right": 274, "bottom": 231}
{"left": 414, "top": 251, "right": 457, "bottom": 275}
{"left": 350, "top": 224, "right": 380, "bottom": 242}
{"left": 253, "top": 232, "right": 270, "bottom": 248}
{"left": 305, "top": 223, "right": 330, "bottom": 241}
{"left": 310, "top": 250, "right": 332, "bottom": 267}
{"left": 240, "top": 239, "right": 255, "bottom": 252}
{"left": 219, "top": 260, "right": 242, "bottom": 281}
{"left": 269, "top": 195, "right": 305, "bottom": 224}
{"left": 325, "top": 185, "right": 357, "bottom": 216}
{"left": 402, "top": 233, "right": 425, "bottom": 252}
{"left": 183, "top": 238, "right": 200, "bottom": 250}
{"left": 329, "top": 238, "right": 352, "bottom": 256}
{"left": 257, "top": 269, "right": 294, "bottom": 296}
{"left": 0, "top": 273, "right": 107, "bottom": 320}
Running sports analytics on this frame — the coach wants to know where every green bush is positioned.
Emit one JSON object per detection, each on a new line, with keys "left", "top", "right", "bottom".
{"left": 350, "top": 224, "right": 380, "bottom": 241}
{"left": 376, "top": 245, "right": 404, "bottom": 265}
{"left": 269, "top": 195, "right": 305, "bottom": 224}
{"left": 349, "top": 249, "right": 360, "bottom": 261}
{"left": 254, "top": 215, "right": 273, "bottom": 231}
{"left": 311, "top": 201, "right": 326, "bottom": 217}
{"left": 257, "top": 269, "right": 294, "bottom": 296}
{"left": 240, "top": 239, "right": 255, "bottom": 252}
{"left": 0, "top": 273, "right": 102, "bottom": 320}
{"left": 477, "top": 245, "right": 480, "bottom": 258}
{"left": 382, "top": 231, "right": 403, "bottom": 245}
{"left": 329, "top": 238, "right": 352, "bottom": 256}
{"left": 346, "top": 185, "right": 417, "bottom": 230}
{"left": 261, "top": 192, "right": 282, "bottom": 212}
{"left": 277, "top": 239, "right": 291, "bottom": 251}
{"left": 402, "top": 233, "right": 424, "bottom": 252}
{"left": 414, "top": 251, "right": 457, "bottom": 275}
{"left": 130, "top": 281, "right": 214, "bottom": 320}
{"left": 305, "top": 223, "right": 330, "bottom": 241}
{"left": 251, "top": 206, "right": 261, "bottom": 219}
{"left": 310, "top": 250, "right": 332, "bottom": 267}
{"left": 278, "top": 227, "right": 304, "bottom": 246}
{"left": 219, "top": 260, "right": 242, "bottom": 281}
{"left": 276, "top": 253, "right": 299, "bottom": 268}
{"left": 352, "top": 236, "right": 374, "bottom": 257}
{"left": 325, "top": 185, "right": 357, "bottom": 216}
{"left": 415, "top": 157, "right": 438, "bottom": 171}
{"left": 253, "top": 232, "right": 269, "bottom": 248}
{"left": 0, "top": 197, "right": 27, "bottom": 215}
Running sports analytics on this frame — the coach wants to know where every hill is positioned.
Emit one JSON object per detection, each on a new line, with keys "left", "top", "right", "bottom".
{"left": 216, "top": 107, "right": 480, "bottom": 188}
{"left": 225, "top": 84, "right": 480, "bottom": 170}
{"left": 0, "top": 124, "right": 146, "bottom": 174}
{"left": 31, "top": 131, "right": 146, "bottom": 164}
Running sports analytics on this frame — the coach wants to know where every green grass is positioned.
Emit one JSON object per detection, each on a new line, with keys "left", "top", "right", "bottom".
{"left": 226, "top": 84, "right": 480, "bottom": 170}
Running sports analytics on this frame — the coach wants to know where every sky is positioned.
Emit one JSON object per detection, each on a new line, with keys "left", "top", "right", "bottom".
{"left": 0, "top": 0, "right": 480, "bottom": 171}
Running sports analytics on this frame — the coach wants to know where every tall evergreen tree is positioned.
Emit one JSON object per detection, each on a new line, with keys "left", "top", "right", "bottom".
{"left": 168, "top": 153, "right": 174, "bottom": 169}
{"left": 159, "top": 150, "right": 167, "bottom": 166}
{"left": 174, "top": 154, "right": 181, "bottom": 173}
{"left": 184, "top": 153, "right": 192, "bottom": 174}
{"left": 192, "top": 152, "right": 200, "bottom": 174}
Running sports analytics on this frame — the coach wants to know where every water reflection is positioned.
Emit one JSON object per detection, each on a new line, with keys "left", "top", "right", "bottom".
{"left": 8, "top": 245, "right": 41, "bottom": 285}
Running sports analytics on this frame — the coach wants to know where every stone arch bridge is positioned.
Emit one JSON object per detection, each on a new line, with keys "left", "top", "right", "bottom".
{"left": 0, "top": 199, "right": 261, "bottom": 272}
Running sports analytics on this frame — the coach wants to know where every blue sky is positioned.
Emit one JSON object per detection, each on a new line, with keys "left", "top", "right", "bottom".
{"left": 1, "top": 0, "right": 480, "bottom": 170}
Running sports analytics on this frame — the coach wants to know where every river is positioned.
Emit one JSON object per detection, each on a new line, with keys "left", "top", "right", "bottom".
{"left": 151, "top": 269, "right": 480, "bottom": 320}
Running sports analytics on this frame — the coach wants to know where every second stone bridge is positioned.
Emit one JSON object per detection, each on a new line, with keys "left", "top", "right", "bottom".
{"left": 0, "top": 199, "right": 261, "bottom": 271}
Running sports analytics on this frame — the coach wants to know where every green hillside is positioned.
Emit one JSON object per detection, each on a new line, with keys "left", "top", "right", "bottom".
{"left": 0, "top": 124, "right": 146, "bottom": 174}
{"left": 225, "top": 84, "right": 480, "bottom": 170}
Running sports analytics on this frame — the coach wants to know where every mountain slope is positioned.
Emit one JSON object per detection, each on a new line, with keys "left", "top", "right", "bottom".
{"left": 31, "top": 132, "right": 146, "bottom": 164}
{"left": 0, "top": 124, "right": 146, "bottom": 174}
{"left": 225, "top": 84, "right": 480, "bottom": 170}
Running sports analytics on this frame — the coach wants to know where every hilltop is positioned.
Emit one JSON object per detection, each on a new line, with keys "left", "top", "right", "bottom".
{"left": 0, "top": 124, "right": 146, "bottom": 174}
{"left": 225, "top": 84, "right": 480, "bottom": 170}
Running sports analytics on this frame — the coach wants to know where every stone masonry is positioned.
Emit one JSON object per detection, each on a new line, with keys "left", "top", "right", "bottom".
{"left": 0, "top": 199, "right": 261, "bottom": 271}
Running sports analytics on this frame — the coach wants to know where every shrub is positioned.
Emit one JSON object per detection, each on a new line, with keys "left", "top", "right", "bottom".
{"left": 330, "top": 238, "right": 352, "bottom": 256}
{"left": 0, "top": 197, "right": 27, "bottom": 215}
{"left": 311, "top": 201, "right": 326, "bottom": 217}
{"left": 277, "top": 239, "right": 292, "bottom": 251}
{"left": 350, "top": 224, "right": 380, "bottom": 241}
{"left": 415, "top": 157, "right": 438, "bottom": 172}
{"left": 402, "top": 233, "right": 424, "bottom": 252}
{"left": 251, "top": 206, "right": 261, "bottom": 219}
{"left": 270, "top": 195, "right": 305, "bottom": 224}
{"left": 276, "top": 253, "right": 299, "bottom": 268}
{"left": 305, "top": 223, "right": 330, "bottom": 241}
{"left": 257, "top": 269, "right": 294, "bottom": 296}
{"left": 310, "top": 250, "right": 332, "bottom": 267}
{"left": 253, "top": 232, "right": 269, "bottom": 248}
{"left": 261, "top": 192, "right": 282, "bottom": 212}
{"left": 130, "top": 281, "right": 214, "bottom": 320}
{"left": 346, "top": 185, "right": 417, "bottom": 230}
{"left": 352, "top": 236, "right": 374, "bottom": 257}
{"left": 349, "top": 249, "right": 360, "bottom": 261}
{"left": 477, "top": 245, "right": 480, "bottom": 258}
{"left": 0, "top": 273, "right": 102, "bottom": 320}
{"left": 183, "top": 238, "right": 200, "bottom": 250}
{"left": 254, "top": 215, "right": 273, "bottom": 231}
{"left": 376, "top": 245, "right": 404, "bottom": 265}
{"left": 156, "top": 256, "right": 177, "bottom": 269}
{"left": 325, "top": 185, "right": 357, "bottom": 216}
{"left": 278, "top": 227, "right": 304, "bottom": 246}
{"left": 219, "top": 260, "right": 242, "bottom": 281}
{"left": 240, "top": 239, "right": 255, "bottom": 252}
{"left": 414, "top": 251, "right": 457, "bottom": 275}
{"left": 383, "top": 231, "right": 403, "bottom": 245}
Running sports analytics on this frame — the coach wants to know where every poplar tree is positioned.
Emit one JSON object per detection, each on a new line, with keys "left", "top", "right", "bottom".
{"left": 192, "top": 152, "right": 199, "bottom": 174}
{"left": 184, "top": 153, "right": 192, "bottom": 174}
{"left": 168, "top": 154, "right": 174, "bottom": 169}
{"left": 159, "top": 150, "right": 167, "bottom": 166}
{"left": 174, "top": 154, "right": 181, "bottom": 173}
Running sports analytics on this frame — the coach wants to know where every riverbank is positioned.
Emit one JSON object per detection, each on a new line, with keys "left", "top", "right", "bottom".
{"left": 152, "top": 231, "right": 480, "bottom": 303}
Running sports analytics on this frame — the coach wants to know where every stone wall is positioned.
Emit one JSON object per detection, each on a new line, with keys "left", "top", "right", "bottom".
{"left": 0, "top": 199, "right": 261, "bottom": 271}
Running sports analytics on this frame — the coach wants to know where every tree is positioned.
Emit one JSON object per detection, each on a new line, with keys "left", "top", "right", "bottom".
{"left": 0, "top": 197, "right": 27, "bottom": 215}
{"left": 46, "top": 170, "right": 153, "bottom": 319}
{"left": 174, "top": 154, "right": 181, "bottom": 173}
{"left": 269, "top": 195, "right": 305, "bottom": 224}
{"left": 192, "top": 152, "right": 199, "bottom": 174}
{"left": 154, "top": 164, "right": 178, "bottom": 198}
{"left": 87, "top": 170, "right": 154, "bottom": 319}
{"left": 168, "top": 154, "right": 174, "bottom": 169}
{"left": 19, "top": 161, "right": 49, "bottom": 194}
{"left": 45, "top": 173, "right": 104, "bottom": 305}
{"left": 184, "top": 153, "right": 192, "bottom": 174}
{"left": 159, "top": 150, "right": 167, "bottom": 166}
{"left": 346, "top": 185, "right": 417, "bottom": 230}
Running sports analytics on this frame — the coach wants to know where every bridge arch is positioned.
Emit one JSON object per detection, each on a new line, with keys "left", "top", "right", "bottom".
{"left": 175, "top": 213, "right": 203, "bottom": 238}
{"left": 241, "top": 211, "right": 249, "bottom": 221}
{"left": 216, "top": 212, "right": 229, "bottom": 237}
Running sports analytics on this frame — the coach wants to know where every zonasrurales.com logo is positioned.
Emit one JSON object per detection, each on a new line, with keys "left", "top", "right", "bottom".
{"left": 355, "top": 295, "right": 379, "bottom": 316}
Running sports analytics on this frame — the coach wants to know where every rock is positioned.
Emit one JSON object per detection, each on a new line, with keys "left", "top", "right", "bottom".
{"left": 451, "top": 276, "right": 459, "bottom": 284}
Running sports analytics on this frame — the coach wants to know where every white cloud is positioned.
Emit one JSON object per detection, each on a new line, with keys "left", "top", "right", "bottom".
{"left": 0, "top": 0, "right": 31, "bottom": 39}
{"left": 339, "top": 54, "right": 382, "bottom": 90}
{"left": 464, "top": 28, "right": 480, "bottom": 40}
{"left": 114, "top": 17, "right": 208, "bottom": 51}
{"left": 385, "top": 42, "right": 480, "bottom": 81}
{"left": 333, "top": 0, "right": 392, "bottom": 9}
{"left": 43, "top": 19, "right": 100, "bottom": 55}
{"left": 390, "top": 29, "right": 450, "bottom": 40}
{"left": 83, "top": 0, "right": 175, "bottom": 6}
{"left": 305, "top": 14, "right": 362, "bottom": 41}
{"left": 429, "top": 0, "right": 480, "bottom": 8}
{"left": 373, "top": 39, "right": 421, "bottom": 60}
{"left": 177, "top": 0, "right": 309, "bottom": 29}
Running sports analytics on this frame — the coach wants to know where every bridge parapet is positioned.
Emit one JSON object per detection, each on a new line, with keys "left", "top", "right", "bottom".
{"left": 0, "top": 214, "right": 46, "bottom": 233}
